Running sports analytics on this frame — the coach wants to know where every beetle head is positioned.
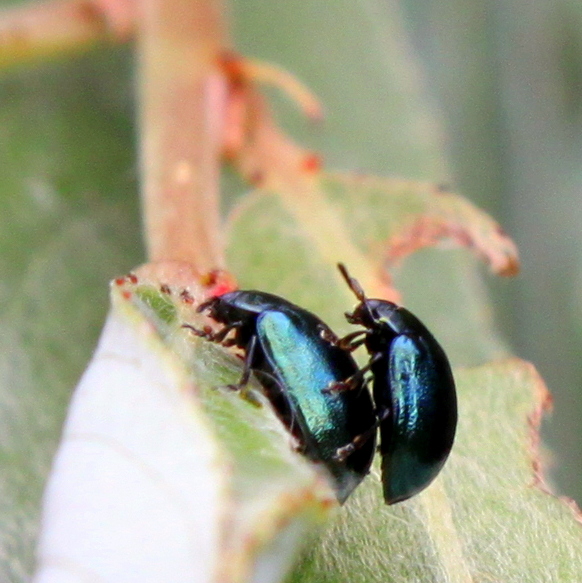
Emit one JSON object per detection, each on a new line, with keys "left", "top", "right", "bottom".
{"left": 196, "top": 295, "right": 236, "bottom": 325}
{"left": 338, "top": 264, "right": 403, "bottom": 332}
{"left": 338, "top": 263, "right": 378, "bottom": 326}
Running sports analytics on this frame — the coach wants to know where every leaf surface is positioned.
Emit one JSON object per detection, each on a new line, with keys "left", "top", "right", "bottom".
{"left": 222, "top": 172, "right": 581, "bottom": 582}
{"left": 288, "top": 360, "right": 582, "bottom": 583}
{"left": 34, "top": 264, "right": 334, "bottom": 583}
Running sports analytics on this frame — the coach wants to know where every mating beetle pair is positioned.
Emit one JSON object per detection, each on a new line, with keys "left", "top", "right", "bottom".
{"left": 187, "top": 265, "right": 457, "bottom": 505}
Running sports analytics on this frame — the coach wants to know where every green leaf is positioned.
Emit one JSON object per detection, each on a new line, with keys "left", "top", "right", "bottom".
{"left": 34, "top": 268, "right": 333, "bottom": 582}
{"left": 221, "top": 166, "right": 581, "bottom": 582}
{"left": 0, "top": 49, "right": 140, "bottom": 581}
{"left": 225, "top": 173, "right": 516, "bottom": 364}
{"left": 287, "top": 360, "right": 582, "bottom": 583}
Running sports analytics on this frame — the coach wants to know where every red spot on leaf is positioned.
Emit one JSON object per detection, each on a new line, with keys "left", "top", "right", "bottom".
{"left": 212, "top": 282, "right": 236, "bottom": 296}
{"left": 219, "top": 50, "right": 246, "bottom": 88}
{"left": 200, "top": 269, "right": 237, "bottom": 296}
{"left": 301, "top": 153, "right": 322, "bottom": 174}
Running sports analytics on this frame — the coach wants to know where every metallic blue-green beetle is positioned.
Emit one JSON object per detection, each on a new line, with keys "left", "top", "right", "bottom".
{"left": 338, "top": 264, "right": 457, "bottom": 505}
{"left": 189, "top": 290, "right": 377, "bottom": 504}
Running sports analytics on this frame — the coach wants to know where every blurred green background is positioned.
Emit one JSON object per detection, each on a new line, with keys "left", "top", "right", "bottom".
{"left": 2, "top": 1, "right": 582, "bottom": 576}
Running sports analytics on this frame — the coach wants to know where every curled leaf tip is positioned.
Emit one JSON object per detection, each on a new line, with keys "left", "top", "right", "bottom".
{"left": 382, "top": 199, "right": 520, "bottom": 278}
{"left": 481, "top": 223, "right": 520, "bottom": 276}
{"left": 519, "top": 359, "right": 582, "bottom": 523}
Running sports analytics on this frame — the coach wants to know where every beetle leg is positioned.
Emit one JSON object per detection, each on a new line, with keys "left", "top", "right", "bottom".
{"left": 226, "top": 334, "right": 257, "bottom": 390}
{"left": 334, "top": 421, "right": 378, "bottom": 462}
{"left": 373, "top": 408, "right": 391, "bottom": 453}
{"left": 320, "top": 327, "right": 366, "bottom": 351}
{"left": 210, "top": 335, "right": 262, "bottom": 409}
{"left": 182, "top": 323, "right": 211, "bottom": 337}
{"left": 337, "top": 330, "right": 367, "bottom": 351}
{"left": 323, "top": 368, "right": 367, "bottom": 393}
{"left": 222, "top": 335, "right": 264, "bottom": 408}
{"left": 210, "top": 321, "right": 244, "bottom": 344}
{"left": 182, "top": 321, "right": 243, "bottom": 345}
{"left": 323, "top": 352, "right": 381, "bottom": 393}
{"left": 196, "top": 297, "right": 218, "bottom": 313}
{"left": 334, "top": 407, "right": 389, "bottom": 462}
{"left": 340, "top": 337, "right": 366, "bottom": 352}
{"left": 212, "top": 322, "right": 245, "bottom": 345}
{"left": 375, "top": 407, "right": 390, "bottom": 424}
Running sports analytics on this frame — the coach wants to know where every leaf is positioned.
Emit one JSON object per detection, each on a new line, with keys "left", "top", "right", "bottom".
{"left": 319, "top": 174, "right": 519, "bottom": 277}
{"left": 34, "top": 263, "right": 334, "bottom": 583}
{"left": 0, "top": 49, "right": 141, "bottom": 581}
{"left": 223, "top": 181, "right": 582, "bottom": 580}
{"left": 222, "top": 153, "right": 582, "bottom": 581}
{"left": 215, "top": 53, "right": 582, "bottom": 566}
{"left": 225, "top": 173, "right": 517, "bottom": 343}
{"left": 288, "top": 360, "right": 582, "bottom": 583}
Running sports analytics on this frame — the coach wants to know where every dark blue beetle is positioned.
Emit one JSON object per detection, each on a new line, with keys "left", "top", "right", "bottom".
{"left": 187, "top": 290, "right": 377, "bottom": 504}
{"left": 336, "top": 264, "right": 457, "bottom": 504}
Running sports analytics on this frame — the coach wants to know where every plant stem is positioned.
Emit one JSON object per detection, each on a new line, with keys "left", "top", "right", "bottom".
{"left": 137, "top": 0, "right": 227, "bottom": 270}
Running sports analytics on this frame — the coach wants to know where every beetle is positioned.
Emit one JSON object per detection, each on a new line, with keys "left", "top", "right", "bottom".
{"left": 335, "top": 264, "right": 457, "bottom": 505}
{"left": 185, "top": 290, "right": 377, "bottom": 504}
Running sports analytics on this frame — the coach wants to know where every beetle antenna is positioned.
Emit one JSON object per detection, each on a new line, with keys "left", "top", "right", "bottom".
{"left": 337, "top": 263, "right": 376, "bottom": 323}
{"left": 337, "top": 263, "right": 366, "bottom": 303}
